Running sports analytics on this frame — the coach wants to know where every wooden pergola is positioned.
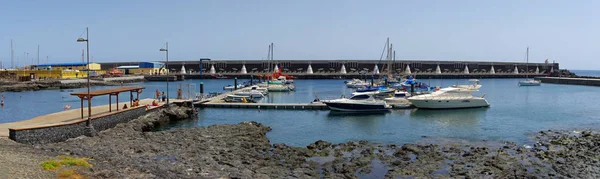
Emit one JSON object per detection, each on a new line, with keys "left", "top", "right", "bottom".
{"left": 70, "top": 86, "right": 145, "bottom": 119}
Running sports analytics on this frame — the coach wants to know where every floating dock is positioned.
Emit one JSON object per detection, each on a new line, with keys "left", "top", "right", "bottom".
{"left": 196, "top": 87, "right": 328, "bottom": 110}
{"left": 144, "top": 74, "right": 185, "bottom": 81}
{"left": 535, "top": 77, "right": 600, "bottom": 86}
{"left": 201, "top": 102, "right": 327, "bottom": 110}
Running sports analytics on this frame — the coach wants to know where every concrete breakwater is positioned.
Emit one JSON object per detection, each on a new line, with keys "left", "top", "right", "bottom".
{"left": 535, "top": 77, "right": 600, "bottom": 86}
{"left": 38, "top": 118, "right": 600, "bottom": 178}
{"left": 186, "top": 73, "right": 548, "bottom": 79}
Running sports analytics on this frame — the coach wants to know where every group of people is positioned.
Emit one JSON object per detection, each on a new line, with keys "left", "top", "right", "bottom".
{"left": 123, "top": 98, "right": 141, "bottom": 109}
{"left": 155, "top": 89, "right": 166, "bottom": 102}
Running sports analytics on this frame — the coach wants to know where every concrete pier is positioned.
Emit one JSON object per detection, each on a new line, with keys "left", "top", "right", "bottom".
{"left": 535, "top": 77, "right": 600, "bottom": 86}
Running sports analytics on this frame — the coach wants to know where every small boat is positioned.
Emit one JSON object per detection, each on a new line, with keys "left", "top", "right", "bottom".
{"left": 233, "top": 89, "right": 265, "bottom": 99}
{"left": 408, "top": 87, "right": 490, "bottom": 109}
{"left": 323, "top": 94, "right": 391, "bottom": 112}
{"left": 384, "top": 91, "right": 412, "bottom": 108}
{"left": 223, "top": 84, "right": 245, "bottom": 90}
{"left": 267, "top": 84, "right": 295, "bottom": 92}
{"left": 213, "top": 74, "right": 230, "bottom": 79}
{"left": 223, "top": 95, "right": 256, "bottom": 103}
{"left": 519, "top": 79, "right": 541, "bottom": 86}
{"left": 250, "top": 85, "right": 268, "bottom": 95}
{"left": 519, "top": 47, "right": 541, "bottom": 86}
{"left": 346, "top": 79, "right": 369, "bottom": 88}
{"left": 355, "top": 86, "right": 380, "bottom": 92}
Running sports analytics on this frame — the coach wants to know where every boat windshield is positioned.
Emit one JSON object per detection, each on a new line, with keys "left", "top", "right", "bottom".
{"left": 350, "top": 94, "right": 371, "bottom": 100}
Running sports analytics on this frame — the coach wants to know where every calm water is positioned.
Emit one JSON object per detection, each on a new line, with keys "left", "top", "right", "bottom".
{"left": 3, "top": 78, "right": 600, "bottom": 147}
{"left": 571, "top": 70, "right": 600, "bottom": 77}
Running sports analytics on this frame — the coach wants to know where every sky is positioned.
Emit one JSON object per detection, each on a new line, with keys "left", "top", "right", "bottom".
{"left": 1, "top": 0, "right": 599, "bottom": 70}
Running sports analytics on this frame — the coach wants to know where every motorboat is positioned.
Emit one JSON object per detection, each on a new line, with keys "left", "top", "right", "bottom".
{"left": 224, "top": 95, "right": 255, "bottom": 103}
{"left": 384, "top": 91, "right": 412, "bottom": 109}
{"left": 519, "top": 79, "right": 541, "bottom": 86}
{"left": 408, "top": 87, "right": 490, "bottom": 109}
{"left": 250, "top": 85, "right": 268, "bottom": 95}
{"left": 223, "top": 84, "right": 245, "bottom": 90}
{"left": 346, "top": 79, "right": 369, "bottom": 88}
{"left": 233, "top": 89, "right": 265, "bottom": 99}
{"left": 323, "top": 94, "right": 391, "bottom": 112}
{"left": 351, "top": 88, "right": 395, "bottom": 100}
{"left": 450, "top": 79, "right": 482, "bottom": 90}
{"left": 267, "top": 84, "right": 294, "bottom": 92}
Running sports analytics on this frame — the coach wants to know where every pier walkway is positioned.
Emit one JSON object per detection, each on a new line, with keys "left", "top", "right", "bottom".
{"left": 0, "top": 99, "right": 163, "bottom": 137}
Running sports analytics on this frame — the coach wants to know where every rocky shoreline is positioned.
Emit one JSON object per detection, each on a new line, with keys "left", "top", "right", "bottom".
{"left": 0, "top": 78, "right": 145, "bottom": 92}
{"left": 33, "top": 107, "right": 600, "bottom": 179}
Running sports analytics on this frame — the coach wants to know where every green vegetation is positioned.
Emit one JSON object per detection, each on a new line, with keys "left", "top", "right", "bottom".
{"left": 41, "top": 155, "right": 92, "bottom": 171}
{"left": 41, "top": 155, "right": 92, "bottom": 178}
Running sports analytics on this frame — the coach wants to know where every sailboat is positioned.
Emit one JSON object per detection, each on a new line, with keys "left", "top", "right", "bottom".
{"left": 518, "top": 47, "right": 541, "bottom": 86}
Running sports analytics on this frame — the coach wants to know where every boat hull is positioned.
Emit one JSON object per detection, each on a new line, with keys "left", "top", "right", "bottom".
{"left": 409, "top": 98, "right": 490, "bottom": 109}
{"left": 518, "top": 81, "right": 541, "bottom": 86}
{"left": 323, "top": 102, "right": 390, "bottom": 112}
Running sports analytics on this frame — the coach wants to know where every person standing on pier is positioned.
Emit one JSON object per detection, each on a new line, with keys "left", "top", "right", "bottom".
{"left": 177, "top": 88, "right": 182, "bottom": 99}
{"left": 155, "top": 89, "right": 160, "bottom": 99}
{"left": 161, "top": 91, "right": 166, "bottom": 102}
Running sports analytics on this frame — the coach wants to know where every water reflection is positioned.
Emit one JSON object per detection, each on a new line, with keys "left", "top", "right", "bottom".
{"left": 409, "top": 108, "right": 488, "bottom": 127}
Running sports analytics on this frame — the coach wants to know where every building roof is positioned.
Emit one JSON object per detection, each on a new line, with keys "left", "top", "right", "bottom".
{"left": 71, "top": 86, "right": 145, "bottom": 98}
{"left": 117, "top": 65, "right": 140, "bottom": 69}
{"left": 37, "top": 62, "right": 98, "bottom": 67}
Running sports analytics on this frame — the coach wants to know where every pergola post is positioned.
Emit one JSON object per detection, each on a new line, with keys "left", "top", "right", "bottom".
{"left": 116, "top": 93, "right": 119, "bottom": 111}
{"left": 80, "top": 97, "right": 84, "bottom": 119}
{"left": 130, "top": 91, "right": 132, "bottom": 106}
{"left": 109, "top": 94, "right": 112, "bottom": 112}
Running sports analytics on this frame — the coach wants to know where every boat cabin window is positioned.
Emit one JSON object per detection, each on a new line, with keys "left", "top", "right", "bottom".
{"left": 350, "top": 95, "right": 370, "bottom": 100}
{"left": 394, "top": 93, "right": 406, "bottom": 97}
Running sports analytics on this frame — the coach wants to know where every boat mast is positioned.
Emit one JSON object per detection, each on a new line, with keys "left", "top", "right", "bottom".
{"left": 10, "top": 39, "right": 14, "bottom": 69}
{"left": 526, "top": 47, "right": 529, "bottom": 79}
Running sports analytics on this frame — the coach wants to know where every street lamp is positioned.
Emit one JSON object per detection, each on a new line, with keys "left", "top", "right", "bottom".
{"left": 159, "top": 42, "right": 169, "bottom": 104}
{"left": 77, "top": 27, "right": 91, "bottom": 127}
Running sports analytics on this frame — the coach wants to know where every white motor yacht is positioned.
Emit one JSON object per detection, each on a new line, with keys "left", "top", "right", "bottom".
{"left": 323, "top": 94, "right": 391, "bottom": 112}
{"left": 408, "top": 87, "right": 490, "bottom": 109}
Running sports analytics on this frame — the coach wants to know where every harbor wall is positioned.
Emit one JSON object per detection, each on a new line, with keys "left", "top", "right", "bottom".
{"left": 99, "top": 60, "right": 559, "bottom": 78}
{"left": 535, "top": 77, "right": 600, "bottom": 86}
{"left": 9, "top": 106, "right": 148, "bottom": 145}
{"left": 185, "top": 73, "right": 549, "bottom": 79}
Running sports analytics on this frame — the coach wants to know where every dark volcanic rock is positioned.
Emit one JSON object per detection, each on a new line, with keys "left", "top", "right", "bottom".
{"left": 37, "top": 109, "right": 600, "bottom": 179}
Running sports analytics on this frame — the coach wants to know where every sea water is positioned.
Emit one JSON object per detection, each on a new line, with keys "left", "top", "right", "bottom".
{"left": 2, "top": 78, "right": 600, "bottom": 147}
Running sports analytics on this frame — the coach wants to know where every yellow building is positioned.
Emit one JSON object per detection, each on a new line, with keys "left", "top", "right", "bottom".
{"left": 9, "top": 70, "right": 89, "bottom": 79}
{"left": 37, "top": 62, "right": 101, "bottom": 71}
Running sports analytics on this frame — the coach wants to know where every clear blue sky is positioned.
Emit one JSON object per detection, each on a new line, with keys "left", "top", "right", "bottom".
{"left": 1, "top": 0, "right": 598, "bottom": 69}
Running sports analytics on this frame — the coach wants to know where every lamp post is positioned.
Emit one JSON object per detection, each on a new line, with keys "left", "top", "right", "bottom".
{"left": 77, "top": 27, "right": 91, "bottom": 126}
{"left": 159, "top": 42, "right": 169, "bottom": 104}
